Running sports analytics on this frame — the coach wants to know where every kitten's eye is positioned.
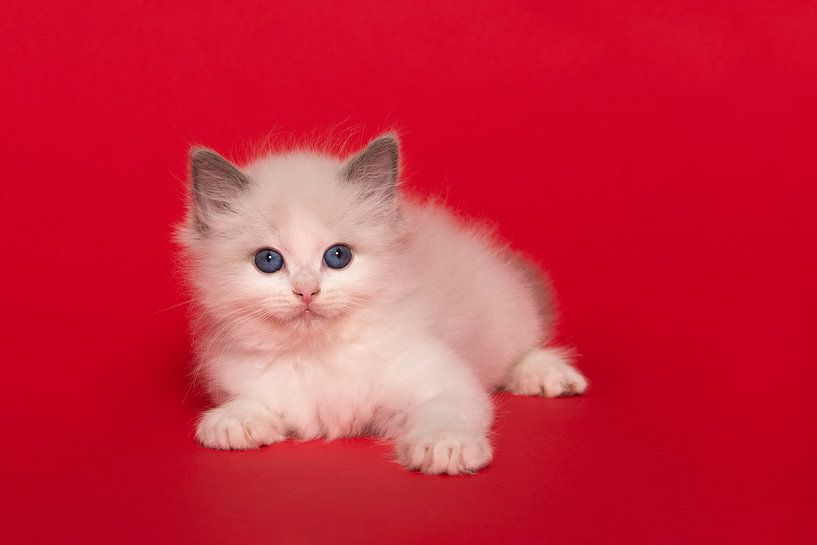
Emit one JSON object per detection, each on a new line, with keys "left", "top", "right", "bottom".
{"left": 254, "top": 249, "right": 284, "bottom": 273}
{"left": 323, "top": 244, "right": 352, "bottom": 269}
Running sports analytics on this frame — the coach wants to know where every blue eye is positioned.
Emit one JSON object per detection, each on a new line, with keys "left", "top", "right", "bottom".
{"left": 254, "top": 249, "right": 284, "bottom": 273}
{"left": 323, "top": 244, "right": 352, "bottom": 269}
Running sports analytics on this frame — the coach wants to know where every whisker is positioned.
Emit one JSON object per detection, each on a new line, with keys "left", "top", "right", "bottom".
{"left": 147, "top": 299, "right": 194, "bottom": 316}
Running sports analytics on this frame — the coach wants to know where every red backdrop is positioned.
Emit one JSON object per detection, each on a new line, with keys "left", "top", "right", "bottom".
{"left": 2, "top": 1, "right": 815, "bottom": 544}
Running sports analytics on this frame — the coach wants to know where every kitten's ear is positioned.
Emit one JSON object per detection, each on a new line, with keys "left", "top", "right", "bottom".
{"left": 189, "top": 147, "right": 249, "bottom": 231}
{"left": 341, "top": 133, "right": 400, "bottom": 197}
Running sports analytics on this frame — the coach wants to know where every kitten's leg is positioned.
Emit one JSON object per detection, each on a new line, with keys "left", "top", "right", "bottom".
{"left": 395, "top": 373, "right": 494, "bottom": 475}
{"left": 504, "top": 347, "right": 588, "bottom": 397}
{"left": 195, "top": 398, "right": 287, "bottom": 450}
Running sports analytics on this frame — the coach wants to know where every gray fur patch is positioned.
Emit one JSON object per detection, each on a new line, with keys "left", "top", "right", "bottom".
{"left": 506, "top": 250, "right": 557, "bottom": 334}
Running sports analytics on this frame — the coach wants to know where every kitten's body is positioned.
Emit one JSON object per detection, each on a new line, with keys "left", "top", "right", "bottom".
{"left": 178, "top": 134, "right": 587, "bottom": 474}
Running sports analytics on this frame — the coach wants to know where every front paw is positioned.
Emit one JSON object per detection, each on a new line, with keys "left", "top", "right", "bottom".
{"left": 397, "top": 429, "right": 493, "bottom": 475}
{"left": 195, "top": 399, "right": 286, "bottom": 450}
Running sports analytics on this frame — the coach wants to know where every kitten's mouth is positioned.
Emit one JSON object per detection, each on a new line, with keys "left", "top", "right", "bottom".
{"left": 277, "top": 303, "right": 334, "bottom": 324}
{"left": 295, "top": 306, "right": 323, "bottom": 320}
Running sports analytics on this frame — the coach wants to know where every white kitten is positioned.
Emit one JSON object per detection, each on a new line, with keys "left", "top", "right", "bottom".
{"left": 176, "top": 133, "right": 587, "bottom": 475}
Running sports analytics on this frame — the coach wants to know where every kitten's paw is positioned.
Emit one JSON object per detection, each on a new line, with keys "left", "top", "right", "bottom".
{"left": 195, "top": 399, "right": 286, "bottom": 450}
{"left": 397, "top": 429, "right": 493, "bottom": 475}
{"left": 505, "top": 347, "right": 588, "bottom": 397}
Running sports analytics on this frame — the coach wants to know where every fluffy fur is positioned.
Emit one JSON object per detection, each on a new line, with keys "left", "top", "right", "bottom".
{"left": 176, "top": 133, "right": 588, "bottom": 475}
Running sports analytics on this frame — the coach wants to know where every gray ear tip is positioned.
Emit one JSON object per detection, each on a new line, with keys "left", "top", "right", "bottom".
{"left": 371, "top": 133, "right": 400, "bottom": 151}
{"left": 189, "top": 146, "right": 217, "bottom": 163}
{"left": 365, "top": 134, "right": 401, "bottom": 168}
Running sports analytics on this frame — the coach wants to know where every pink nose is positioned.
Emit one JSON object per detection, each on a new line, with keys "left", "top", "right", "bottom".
{"left": 293, "top": 287, "right": 320, "bottom": 304}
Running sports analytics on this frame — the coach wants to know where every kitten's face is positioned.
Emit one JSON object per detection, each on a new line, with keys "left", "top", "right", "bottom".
{"left": 179, "top": 136, "right": 402, "bottom": 337}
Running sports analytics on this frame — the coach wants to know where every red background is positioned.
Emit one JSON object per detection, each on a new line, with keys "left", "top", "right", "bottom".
{"left": 2, "top": 1, "right": 815, "bottom": 543}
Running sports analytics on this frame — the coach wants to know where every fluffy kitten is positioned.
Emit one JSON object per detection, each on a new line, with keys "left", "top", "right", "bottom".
{"left": 176, "top": 133, "right": 587, "bottom": 475}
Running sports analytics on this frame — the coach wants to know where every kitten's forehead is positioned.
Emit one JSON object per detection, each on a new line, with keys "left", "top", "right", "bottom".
{"left": 244, "top": 151, "right": 342, "bottom": 190}
{"left": 223, "top": 149, "right": 397, "bottom": 259}
{"left": 238, "top": 152, "right": 363, "bottom": 251}
{"left": 277, "top": 208, "right": 331, "bottom": 253}
{"left": 245, "top": 152, "right": 359, "bottom": 218}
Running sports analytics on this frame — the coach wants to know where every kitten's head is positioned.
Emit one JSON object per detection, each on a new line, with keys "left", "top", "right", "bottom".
{"left": 177, "top": 134, "right": 404, "bottom": 341}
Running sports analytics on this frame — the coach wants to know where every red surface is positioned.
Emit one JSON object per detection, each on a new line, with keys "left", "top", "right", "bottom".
{"left": 2, "top": 1, "right": 816, "bottom": 543}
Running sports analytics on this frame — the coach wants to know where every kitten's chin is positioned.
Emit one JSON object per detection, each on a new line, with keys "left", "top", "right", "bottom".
{"left": 264, "top": 305, "right": 351, "bottom": 340}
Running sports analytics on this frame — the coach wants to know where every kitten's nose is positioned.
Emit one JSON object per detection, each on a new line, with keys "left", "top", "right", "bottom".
{"left": 292, "top": 287, "right": 320, "bottom": 304}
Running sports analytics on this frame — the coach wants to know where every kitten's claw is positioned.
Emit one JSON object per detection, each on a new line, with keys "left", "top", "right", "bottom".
{"left": 397, "top": 430, "right": 493, "bottom": 475}
{"left": 505, "top": 347, "right": 588, "bottom": 398}
{"left": 195, "top": 399, "right": 286, "bottom": 450}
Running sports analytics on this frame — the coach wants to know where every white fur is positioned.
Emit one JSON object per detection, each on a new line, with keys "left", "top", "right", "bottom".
{"left": 176, "top": 135, "right": 588, "bottom": 475}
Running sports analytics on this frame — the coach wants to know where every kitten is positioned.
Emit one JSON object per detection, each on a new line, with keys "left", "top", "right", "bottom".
{"left": 176, "top": 133, "right": 588, "bottom": 475}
